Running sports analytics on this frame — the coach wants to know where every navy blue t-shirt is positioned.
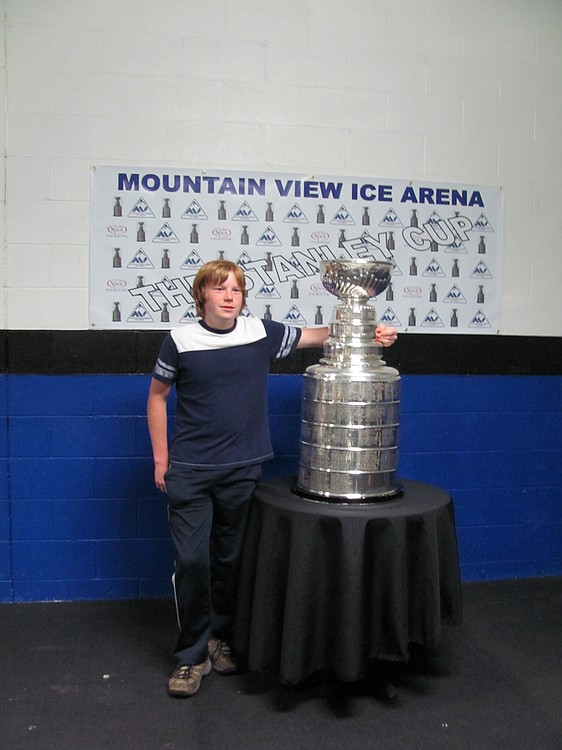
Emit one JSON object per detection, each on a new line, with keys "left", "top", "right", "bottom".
{"left": 152, "top": 317, "right": 302, "bottom": 469}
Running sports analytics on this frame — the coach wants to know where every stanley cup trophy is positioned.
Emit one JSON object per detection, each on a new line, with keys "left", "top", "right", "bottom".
{"left": 295, "top": 258, "right": 402, "bottom": 502}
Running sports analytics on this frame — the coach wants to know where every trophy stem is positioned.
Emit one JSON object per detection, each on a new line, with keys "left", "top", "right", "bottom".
{"left": 320, "top": 299, "right": 387, "bottom": 371}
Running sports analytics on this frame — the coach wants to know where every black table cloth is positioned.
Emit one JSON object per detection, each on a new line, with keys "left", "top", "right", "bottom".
{"left": 233, "top": 476, "right": 463, "bottom": 684}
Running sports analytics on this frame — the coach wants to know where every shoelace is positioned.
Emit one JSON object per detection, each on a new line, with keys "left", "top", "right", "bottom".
{"left": 212, "top": 640, "right": 231, "bottom": 659}
{"left": 173, "top": 664, "right": 196, "bottom": 679}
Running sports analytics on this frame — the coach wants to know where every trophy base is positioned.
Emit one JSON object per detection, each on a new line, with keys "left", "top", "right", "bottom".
{"left": 292, "top": 483, "right": 403, "bottom": 505}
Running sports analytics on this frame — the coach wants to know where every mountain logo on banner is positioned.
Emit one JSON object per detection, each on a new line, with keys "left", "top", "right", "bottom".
{"left": 288, "top": 255, "right": 307, "bottom": 274}
{"left": 127, "top": 302, "right": 154, "bottom": 323}
{"left": 473, "top": 213, "right": 494, "bottom": 232}
{"left": 256, "top": 226, "right": 282, "bottom": 246}
{"left": 236, "top": 251, "right": 253, "bottom": 267}
{"left": 426, "top": 210, "right": 443, "bottom": 225}
{"left": 179, "top": 305, "right": 198, "bottom": 323}
{"left": 282, "top": 305, "right": 307, "bottom": 325}
{"left": 423, "top": 259, "right": 446, "bottom": 277}
{"left": 157, "top": 276, "right": 177, "bottom": 291}
{"left": 421, "top": 308, "right": 445, "bottom": 327}
{"left": 127, "top": 249, "right": 154, "bottom": 269}
{"left": 283, "top": 204, "right": 309, "bottom": 223}
{"left": 232, "top": 201, "right": 259, "bottom": 221}
{"left": 181, "top": 200, "right": 208, "bottom": 220}
{"left": 379, "top": 209, "right": 403, "bottom": 228}
{"left": 443, "top": 284, "right": 467, "bottom": 303}
{"left": 255, "top": 284, "right": 282, "bottom": 299}
{"left": 330, "top": 205, "right": 355, "bottom": 225}
{"left": 469, "top": 309, "right": 492, "bottom": 328}
{"left": 180, "top": 250, "right": 204, "bottom": 269}
{"left": 391, "top": 261, "right": 403, "bottom": 276}
{"left": 471, "top": 260, "right": 493, "bottom": 279}
{"left": 444, "top": 238, "right": 468, "bottom": 253}
{"left": 153, "top": 222, "right": 180, "bottom": 242}
{"left": 379, "top": 308, "right": 401, "bottom": 327}
{"left": 128, "top": 197, "right": 155, "bottom": 218}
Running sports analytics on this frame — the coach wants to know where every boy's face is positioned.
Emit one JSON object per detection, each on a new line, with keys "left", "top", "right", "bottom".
{"left": 202, "top": 271, "right": 244, "bottom": 329}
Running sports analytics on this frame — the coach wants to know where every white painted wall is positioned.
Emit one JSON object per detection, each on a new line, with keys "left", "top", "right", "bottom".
{"left": 2, "top": 0, "right": 561, "bottom": 334}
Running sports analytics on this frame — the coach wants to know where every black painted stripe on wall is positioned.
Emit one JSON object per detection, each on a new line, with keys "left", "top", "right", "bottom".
{"left": 1, "top": 330, "right": 560, "bottom": 376}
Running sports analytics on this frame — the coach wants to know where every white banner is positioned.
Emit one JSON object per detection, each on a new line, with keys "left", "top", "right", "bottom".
{"left": 89, "top": 166, "right": 503, "bottom": 333}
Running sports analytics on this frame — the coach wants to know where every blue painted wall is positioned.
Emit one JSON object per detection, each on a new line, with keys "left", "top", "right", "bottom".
{"left": 0, "top": 373, "right": 561, "bottom": 602}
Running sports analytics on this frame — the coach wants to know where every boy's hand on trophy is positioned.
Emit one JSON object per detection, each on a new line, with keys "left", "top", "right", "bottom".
{"left": 375, "top": 325, "right": 398, "bottom": 347}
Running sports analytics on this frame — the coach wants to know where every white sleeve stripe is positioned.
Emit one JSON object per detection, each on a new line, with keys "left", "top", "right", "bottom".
{"left": 154, "top": 358, "right": 176, "bottom": 380}
{"left": 276, "top": 326, "right": 299, "bottom": 359}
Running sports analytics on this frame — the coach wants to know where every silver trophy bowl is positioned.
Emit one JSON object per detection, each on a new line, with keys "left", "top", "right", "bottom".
{"left": 320, "top": 258, "right": 394, "bottom": 301}
{"left": 295, "top": 258, "right": 402, "bottom": 502}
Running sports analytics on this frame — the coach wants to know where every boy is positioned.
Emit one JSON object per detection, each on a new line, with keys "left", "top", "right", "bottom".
{"left": 147, "top": 260, "right": 397, "bottom": 697}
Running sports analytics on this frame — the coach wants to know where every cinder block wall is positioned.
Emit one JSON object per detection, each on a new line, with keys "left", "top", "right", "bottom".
{"left": 1, "top": 372, "right": 560, "bottom": 602}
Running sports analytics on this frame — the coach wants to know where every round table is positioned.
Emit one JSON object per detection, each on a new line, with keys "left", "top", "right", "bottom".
{"left": 233, "top": 476, "right": 463, "bottom": 684}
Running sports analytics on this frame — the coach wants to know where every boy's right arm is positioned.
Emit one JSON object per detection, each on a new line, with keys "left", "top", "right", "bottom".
{"left": 147, "top": 378, "right": 172, "bottom": 493}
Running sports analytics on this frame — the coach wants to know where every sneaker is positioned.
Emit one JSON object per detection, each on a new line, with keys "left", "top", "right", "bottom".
{"left": 168, "top": 659, "right": 211, "bottom": 697}
{"left": 208, "top": 638, "right": 239, "bottom": 674}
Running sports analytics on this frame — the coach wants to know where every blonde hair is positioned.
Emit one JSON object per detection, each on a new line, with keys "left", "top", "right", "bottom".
{"left": 192, "top": 260, "right": 247, "bottom": 318}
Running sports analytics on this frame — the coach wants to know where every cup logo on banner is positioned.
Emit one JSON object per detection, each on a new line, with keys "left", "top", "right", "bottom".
{"left": 89, "top": 167, "right": 503, "bottom": 333}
